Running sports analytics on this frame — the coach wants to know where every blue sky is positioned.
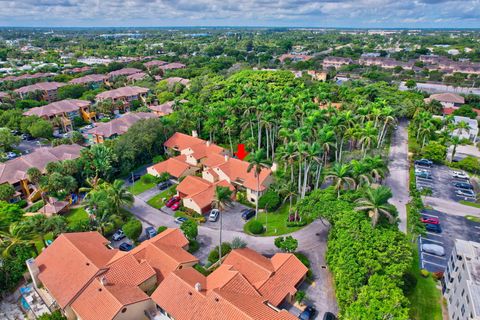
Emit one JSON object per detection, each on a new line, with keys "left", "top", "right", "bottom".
{"left": 0, "top": 0, "right": 479, "bottom": 28}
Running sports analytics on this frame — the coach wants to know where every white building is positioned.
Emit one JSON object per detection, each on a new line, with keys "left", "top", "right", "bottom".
{"left": 443, "top": 239, "right": 480, "bottom": 320}
{"left": 452, "top": 116, "right": 479, "bottom": 142}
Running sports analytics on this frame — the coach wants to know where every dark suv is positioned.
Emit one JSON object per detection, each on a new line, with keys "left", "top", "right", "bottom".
{"left": 414, "top": 159, "right": 433, "bottom": 167}
{"left": 157, "top": 180, "right": 172, "bottom": 190}
{"left": 241, "top": 209, "right": 256, "bottom": 220}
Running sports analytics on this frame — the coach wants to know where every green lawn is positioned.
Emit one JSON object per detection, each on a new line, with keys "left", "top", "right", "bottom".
{"left": 147, "top": 186, "right": 176, "bottom": 209}
{"left": 128, "top": 178, "right": 157, "bottom": 195}
{"left": 243, "top": 205, "right": 307, "bottom": 236}
{"left": 407, "top": 245, "right": 443, "bottom": 320}
{"left": 459, "top": 200, "right": 480, "bottom": 209}
{"left": 465, "top": 215, "right": 480, "bottom": 223}
{"left": 65, "top": 207, "right": 89, "bottom": 226}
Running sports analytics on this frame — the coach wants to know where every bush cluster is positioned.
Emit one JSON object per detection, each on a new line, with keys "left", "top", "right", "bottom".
{"left": 247, "top": 220, "right": 264, "bottom": 234}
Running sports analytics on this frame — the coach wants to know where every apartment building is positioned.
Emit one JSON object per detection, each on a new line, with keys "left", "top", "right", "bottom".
{"left": 14, "top": 82, "right": 67, "bottom": 102}
{"left": 69, "top": 74, "right": 108, "bottom": 88}
{"left": 322, "top": 56, "right": 354, "bottom": 69}
{"left": 443, "top": 239, "right": 480, "bottom": 320}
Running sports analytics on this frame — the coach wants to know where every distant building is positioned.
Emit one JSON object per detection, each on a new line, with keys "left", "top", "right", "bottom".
{"left": 307, "top": 70, "right": 328, "bottom": 81}
{"left": 95, "top": 86, "right": 149, "bottom": 112}
{"left": 278, "top": 53, "right": 313, "bottom": 63}
{"left": 69, "top": 74, "right": 108, "bottom": 88}
{"left": 425, "top": 93, "right": 465, "bottom": 109}
{"left": 443, "top": 239, "right": 480, "bottom": 320}
{"left": 107, "top": 68, "right": 142, "bottom": 80}
{"left": 322, "top": 56, "right": 354, "bottom": 69}
{"left": 14, "top": 82, "right": 67, "bottom": 102}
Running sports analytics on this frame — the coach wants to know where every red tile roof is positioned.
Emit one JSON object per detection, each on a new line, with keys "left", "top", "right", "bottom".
{"left": 23, "top": 99, "right": 90, "bottom": 117}
{"left": 95, "top": 86, "right": 149, "bottom": 100}
{"left": 14, "top": 81, "right": 66, "bottom": 94}
{"left": 86, "top": 112, "right": 157, "bottom": 138}
{"left": 177, "top": 176, "right": 235, "bottom": 210}
{"left": 107, "top": 68, "right": 142, "bottom": 78}
{"left": 144, "top": 60, "right": 168, "bottom": 68}
{"left": 164, "top": 132, "right": 205, "bottom": 150}
{"left": 69, "top": 74, "right": 108, "bottom": 85}
{"left": 148, "top": 155, "right": 193, "bottom": 178}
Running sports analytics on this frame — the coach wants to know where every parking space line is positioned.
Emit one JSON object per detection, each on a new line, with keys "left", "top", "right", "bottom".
{"left": 475, "top": 226, "right": 480, "bottom": 230}
{"left": 421, "top": 252, "right": 446, "bottom": 260}
{"left": 422, "top": 237, "right": 443, "bottom": 244}
{"left": 425, "top": 232, "right": 443, "bottom": 237}
{"left": 422, "top": 212, "right": 439, "bottom": 218}
{"left": 422, "top": 260, "right": 446, "bottom": 269}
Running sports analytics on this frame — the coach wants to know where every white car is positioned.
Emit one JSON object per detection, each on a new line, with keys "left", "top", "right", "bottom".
{"left": 208, "top": 209, "right": 220, "bottom": 222}
{"left": 455, "top": 189, "right": 476, "bottom": 198}
{"left": 6, "top": 152, "right": 17, "bottom": 159}
{"left": 451, "top": 170, "right": 468, "bottom": 180}
{"left": 422, "top": 244, "right": 445, "bottom": 256}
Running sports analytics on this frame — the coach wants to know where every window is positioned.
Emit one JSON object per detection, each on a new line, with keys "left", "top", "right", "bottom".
{"left": 461, "top": 289, "right": 465, "bottom": 297}
{"left": 458, "top": 274, "right": 462, "bottom": 283}
{"left": 461, "top": 305, "right": 465, "bottom": 316}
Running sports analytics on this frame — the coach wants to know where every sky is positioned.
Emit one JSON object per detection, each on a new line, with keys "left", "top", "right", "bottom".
{"left": 0, "top": 0, "right": 479, "bottom": 28}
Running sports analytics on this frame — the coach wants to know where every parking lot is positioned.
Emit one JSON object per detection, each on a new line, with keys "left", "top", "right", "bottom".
{"left": 415, "top": 162, "right": 477, "bottom": 203}
{"left": 418, "top": 208, "right": 480, "bottom": 272}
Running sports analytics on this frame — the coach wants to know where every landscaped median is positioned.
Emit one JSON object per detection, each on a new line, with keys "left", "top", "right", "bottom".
{"left": 147, "top": 186, "right": 176, "bottom": 209}
{"left": 128, "top": 174, "right": 158, "bottom": 195}
{"left": 243, "top": 205, "right": 310, "bottom": 236}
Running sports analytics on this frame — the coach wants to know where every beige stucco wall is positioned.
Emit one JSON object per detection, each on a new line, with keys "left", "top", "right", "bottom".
{"left": 113, "top": 299, "right": 156, "bottom": 320}
{"left": 202, "top": 170, "right": 216, "bottom": 183}
{"left": 182, "top": 197, "right": 203, "bottom": 214}
{"left": 64, "top": 306, "right": 78, "bottom": 320}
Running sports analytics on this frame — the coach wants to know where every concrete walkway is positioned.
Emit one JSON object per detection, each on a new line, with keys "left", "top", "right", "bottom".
{"left": 129, "top": 194, "right": 338, "bottom": 317}
{"left": 423, "top": 196, "right": 480, "bottom": 217}
{"left": 385, "top": 120, "right": 410, "bottom": 233}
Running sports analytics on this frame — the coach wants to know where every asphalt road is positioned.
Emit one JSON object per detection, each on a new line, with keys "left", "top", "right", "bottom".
{"left": 385, "top": 120, "right": 410, "bottom": 233}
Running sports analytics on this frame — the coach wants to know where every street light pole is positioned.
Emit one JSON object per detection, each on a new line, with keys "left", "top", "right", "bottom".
{"left": 219, "top": 209, "right": 223, "bottom": 262}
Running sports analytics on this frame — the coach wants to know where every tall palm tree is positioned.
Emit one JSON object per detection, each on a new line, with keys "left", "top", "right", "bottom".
{"left": 449, "top": 135, "right": 462, "bottom": 162}
{"left": 354, "top": 186, "right": 396, "bottom": 227}
{"left": 247, "top": 149, "right": 271, "bottom": 219}
{"left": 212, "top": 186, "right": 233, "bottom": 262}
{"left": 324, "top": 163, "right": 356, "bottom": 198}
{"left": 105, "top": 180, "right": 134, "bottom": 215}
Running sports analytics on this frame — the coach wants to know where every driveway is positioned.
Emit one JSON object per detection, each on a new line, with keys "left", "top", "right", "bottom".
{"left": 130, "top": 195, "right": 338, "bottom": 318}
{"left": 385, "top": 120, "right": 410, "bottom": 233}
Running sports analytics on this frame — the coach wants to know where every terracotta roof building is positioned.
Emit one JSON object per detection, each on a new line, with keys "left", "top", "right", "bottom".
{"left": 165, "top": 77, "right": 190, "bottom": 87}
{"left": 107, "top": 68, "right": 142, "bottom": 79}
{"left": 69, "top": 74, "right": 108, "bottom": 87}
{"left": 144, "top": 60, "right": 168, "bottom": 69}
{"left": 148, "top": 101, "right": 175, "bottom": 116}
{"left": 425, "top": 93, "right": 465, "bottom": 107}
{"left": 14, "top": 82, "right": 67, "bottom": 102}
{"left": 0, "top": 144, "right": 83, "bottom": 200}
{"left": 127, "top": 72, "right": 147, "bottom": 82}
{"left": 95, "top": 86, "right": 149, "bottom": 110}
{"left": 147, "top": 155, "right": 199, "bottom": 179}
{"left": 322, "top": 56, "right": 354, "bottom": 69}
{"left": 160, "top": 62, "right": 186, "bottom": 70}
{"left": 0, "top": 72, "right": 55, "bottom": 84}
{"left": 86, "top": 112, "right": 157, "bottom": 144}
{"left": 27, "top": 228, "right": 197, "bottom": 320}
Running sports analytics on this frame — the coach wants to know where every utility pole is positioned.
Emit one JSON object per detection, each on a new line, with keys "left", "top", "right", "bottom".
{"left": 218, "top": 209, "right": 223, "bottom": 262}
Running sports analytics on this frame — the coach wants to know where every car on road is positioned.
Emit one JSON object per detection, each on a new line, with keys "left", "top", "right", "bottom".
{"left": 420, "top": 216, "right": 439, "bottom": 225}
{"left": 241, "top": 208, "right": 256, "bottom": 220}
{"left": 174, "top": 217, "right": 188, "bottom": 224}
{"left": 128, "top": 174, "right": 141, "bottom": 183}
{"left": 322, "top": 312, "right": 337, "bottom": 320}
{"left": 21, "top": 133, "right": 34, "bottom": 141}
{"left": 455, "top": 189, "right": 476, "bottom": 198}
{"left": 171, "top": 201, "right": 181, "bottom": 211}
{"left": 112, "top": 229, "right": 125, "bottom": 241}
{"left": 422, "top": 243, "right": 445, "bottom": 256}
{"left": 451, "top": 170, "right": 469, "bottom": 180}
{"left": 415, "top": 171, "right": 432, "bottom": 179}
{"left": 415, "top": 159, "right": 433, "bottom": 167}
{"left": 119, "top": 242, "right": 133, "bottom": 251}
{"left": 425, "top": 223, "right": 442, "bottom": 233}
{"left": 453, "top": 182, "right": 473, "bottom": 190}
{"left": 298, "top": 305, "right": 317, "bottom": 320}
{"left": 157, "top": 180, "right": 172, "bottom": 190}
{"left": 145, "top": 226, "right": 157, "bottom": 239}
{"left": 165, "top": 196, "right": 180, "bottom": 207}
{"left": 208, "top": 209, "right": 220, "bottom": 222}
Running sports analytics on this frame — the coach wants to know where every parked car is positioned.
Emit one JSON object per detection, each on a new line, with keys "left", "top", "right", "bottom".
{"left": 453, "top": 182, "right": 473, "bottom": 190}
{"left": 415, "top": 171, "right": 432, "bottom": 179}
{"left": 241, "top": 208, "right": 256, "bottom": 220}
{"left": 21, "top": 133, "right": 34, "bottom": 140}
{"left": 425, "top": 223, "right": 442, "bottom": 233}
{"left": 6, "top": 151, "right": 17, "bottom": 159}
{"left": 157, "top": 180, "right": 172, "bottom": 190}
{"left": 451, "top": 170, "right": 469, "bottom": 180}
{"left": 166, "top": 196, "right": 181, "bottom": 207}
{"left": 298, "top": 305, "right": 317, "bottom": 320}
{"left": 415, "top": 168, "right": 430, "bottom": 174}
{"left": 420, "top": 216, "right": 439, "bottom": 225}
{"left": 209, "top": 209, "right": 220, "bottom": 222}
{"left": 171, "top": 201, "right": 181, "bottom": 211}
{"left": 422, "top": 243, "right": 445, "bottom": 256}
{"left": 145, "top": 226, "right": 157, "bottom": 239}
{"left": 322, "top": 312, "right": 337, "bottom": 320}
{"left": 174, "top": 217, "right": 188, "bottom": 224}
{"left": 455, "top": 189, "right": 476, "bottom": 198}
{"left": 414, "top": 159, "right": 433, "bottom": 167}
{"left": 112, "top": 229, "right": 125, "bottom": 241}
{"left": 119, "top": 242, "right": 133, "bottom": 252}
{"left": 128, "top": 174, "right": 141, "bottom": 183}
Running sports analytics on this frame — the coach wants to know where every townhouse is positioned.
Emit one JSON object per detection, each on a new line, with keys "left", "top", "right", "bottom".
{"left": 69, "top": 74, "right": 108, "bottom": 88}
{"left": 443, "top": 239, "right": 480, "bottom": 320}
{"left": 278, "top": 53, "right": 313, "bottom": 63}
{"left": 86, "top": 112, "right": 158, "bottom": 144}
{"left": 358, "top": 57, "right": 414, "bottom": 70}
{"left": 322, "top": 56, "right": 354, "bottom": 69}
{"left": 14, "top": 82, "right": 67, "bottom": 102}
{"left": 27, "top": 229, "right": 307, "bottom": 320}
{"left": 96, "top": 86, "right": 149, "bottom": 108}
{"left": 0, "top": 144, "right": 83, "bottom": 201}
{"left": 144, "top": 60, "right": 168, "bottom": 70}
{"left": 148, "top": 101, "right": 174, "bottom": 116}
{"left": 0, "top": 72, "right": 55, "bottom": 84}
{"left": 425, "top": 93, "right": 465, "bottom": 109}
{"left": 23, "top": 99, "right": 95, "bottom": 133}
{"left": 160, "top": 62, "right": 186, "bottom": 70}
{"left": 107, "top": 68, "right": 143, "bottom": 81}
{"left": 147, "top": 132, "right": 272, "bottom": 214}
{"left": 165, "top": 77, "right": 190, "bottom": 87}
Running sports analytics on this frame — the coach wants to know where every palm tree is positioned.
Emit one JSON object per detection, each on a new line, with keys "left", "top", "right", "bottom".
{"left": 212, "top": 186, "right": 233, "bottom": 262}
{"left": 105, "top": 180, "right": 134, "bottom": 215}
{"left": 449, "top": 135, "right": 462, "bottom": 162}
{"left": 247, "top": 149, "right": 271, "bottom": 219}
{"left": 276, "top": 181, "right": 297, "bottom": 214}
{"left": 354, "top": 186, "right": 396, "bottom": 227}
{"left": 324, "top": 163, "right": 356, "bottom": 198}
{"left": 0, "top": 222, "right": 38, "bottom": 257}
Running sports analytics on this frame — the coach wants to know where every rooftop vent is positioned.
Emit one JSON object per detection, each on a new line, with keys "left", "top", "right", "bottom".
{"left": 194, "top": 282, "right": 202, "bottom": 292}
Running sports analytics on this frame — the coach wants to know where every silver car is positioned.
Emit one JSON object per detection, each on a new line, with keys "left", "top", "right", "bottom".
{"left": 422, "top": 244, "right": 445, "bottom": 256}
{"left": 208, "top": 209, "right": 220, "bottom": 222}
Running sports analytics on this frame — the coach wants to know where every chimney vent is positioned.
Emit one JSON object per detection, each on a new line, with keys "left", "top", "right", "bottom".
{"left": 100, "top": 276, "right": 108, "bottom": 286}
{"left": 194, "top": 282, "right": 202, "bottom": 292}
{"left": 224, "top": 154, "right": 229, "bottom": 161}
{"left": 191, "top": 130, "right": 198, "bottom": 138}
{"left": 206, "top": 140, "right": 211, "bottom": 146}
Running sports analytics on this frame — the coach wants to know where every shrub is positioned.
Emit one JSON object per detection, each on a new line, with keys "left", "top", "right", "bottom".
{"left": 248, "top": 220, "right": 264, "bottom": 234}
{"left": 258, "top": 190, "right": 281, "bottom": 211}
{"left": 231, "top": 237, "right": 247, "bottom": 249}
{"left": 16, "top": 200, "right": 28, "bottom": 208}
{"left": 274, "top": 236, "right": 298, "bottom": 252}
{"left": 295, "top": 290, "right": 306, "bottom": 303}
{"left": 420, "top": 141, "right": 446, "bottom": 164}
{"left": 122, "top": 218, "right": 142, "bottom": 241}
{"left": 294, "top": 253, "right": 311, "bottom": 268}
{"left": 286, "top": 220, "right": 308, "bottom": 227}
{"left": 188, "top": 239, "right": 200, "bottom": 253}
{"left": 208, "top": 242, "right": 232, "bottom": 264}
{"left": 402, "top": 271, "right": 417, "bottom": 295}
{"left": 28, "top": 200, "right": 45, "bottom": 212}
{"left": 420, "top": 269, "right": 430, "bottom": 278}
{"left": 194, "top": 264, "right": 210, "bottom": 276}
{"left": 103, "top": 224, "right": 116, "bottom": 237}
{"left": 452, "top": 156, "right": 480, "bottom": 174}
{"left": 140, "top": 174, "right": 156, "bottom": 184}
{"left": 157, "top": 226, "right": 168, "bottom": 234}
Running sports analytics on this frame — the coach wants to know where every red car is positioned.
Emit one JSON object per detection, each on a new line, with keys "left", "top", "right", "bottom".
{"left": 171, "top": 201, "right": 181, "bottom": 211}
{"left": 166, "top": 196, "right": 180, "bottom": 207}
{"left": 420, "top": 216, "right": 440, "bottom": 225}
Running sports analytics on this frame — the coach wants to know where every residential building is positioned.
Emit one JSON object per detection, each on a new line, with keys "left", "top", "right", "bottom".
{"left": 358, "top": 57, "right": 414, "bottom": 70}
{"left": 95, "top": 86, "right": 149, "bottom": 110}
{"left": 144, "top": 60, "right": 167, "bottom": 69}
{"left": 165, "top": 77, "right": 190, "bottom": 87}
{"left": 443, "top": 239, "right": 480, "bottom": 320}
{"left": 0, "top": 144, "right": 83, "bottom": 201}
{"left": 107, "top": 68, "right": 142, "bottom": 80}
{"left": 322, "top": 56, "right": 354, "bottom": 69}
{"left": 27, "top": 229, "right": 198, "bottom": 320}
{"left": 160, "top": 62, "right": 186, "bottom": 70}
{"left": 23, "top": 99, "right": 95, "bottom": 133}
{"left": 278, "top": 53, "right": 313, "bottom": 63}
{"left": 307, "top": 70, "right": 328, "bottom": 81}
{"left": 148, "top": 101, "right": 174, "bottom": 116}
{"left": 64, "top": 66, "right": 92, "bottom": 74}
{"left": 127, "top": 72, "right": 147, "bottom": 83}
{"left": 0, "top": 72, "right": 55, "bottom": 84}
{"left": 14, "top": 82, "right": 67, "bottom": 101}
{"left": 147, "top": 155, "right": 199, "bottom": 180}
{"left": 0, "top": 92, "right": 8, "bottom": 102}
{"left": 151, "top": 247, "right": 307, "bottom": 320}
{"left": 69, "top": 74, "right": 108, "bottom": 88}
{"left": 86, "top": 112, "right": 157, "bottom": 144}
{"left": 425, "top": 93, "right": 465, "bottom": 109}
